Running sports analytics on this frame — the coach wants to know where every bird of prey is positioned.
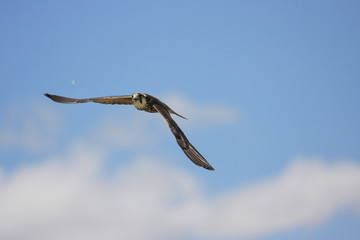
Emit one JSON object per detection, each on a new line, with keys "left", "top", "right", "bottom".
{"left": 44, "top": 92, "right": 214, "bottom": 170}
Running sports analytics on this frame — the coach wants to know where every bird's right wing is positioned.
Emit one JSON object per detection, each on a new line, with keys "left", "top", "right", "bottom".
{"left": 44, "top": 93, "right": 133, "bottom": 105}
{"left": 153, "top": 102, "right": 214, "bottom": 170}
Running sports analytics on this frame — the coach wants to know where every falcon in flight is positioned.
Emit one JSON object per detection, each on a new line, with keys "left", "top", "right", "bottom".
{"left": 44, "top": 92, "right": 214, "bottom": 170}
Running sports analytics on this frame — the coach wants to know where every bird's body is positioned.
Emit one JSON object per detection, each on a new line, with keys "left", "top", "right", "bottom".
{"left": 44, "top": 92, "right": 214, "bottom": 170}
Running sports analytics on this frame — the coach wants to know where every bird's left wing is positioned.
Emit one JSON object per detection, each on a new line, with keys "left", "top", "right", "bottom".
{"left": 44, "top": 93, "right": 133, "bottom": 105}
{"left": 152, "top": 103, "right": 214, "bottom": 170}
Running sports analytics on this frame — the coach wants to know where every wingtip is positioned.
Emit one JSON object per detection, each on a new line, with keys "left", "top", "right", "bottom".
{"left": 178, "top": 114, "right": 188, "bottom": 120}
{"left": 44, "top": 93, "right": 54, "bottom": 101}
{"left": 205, "top": 165, "right": 215, "bottom": 171}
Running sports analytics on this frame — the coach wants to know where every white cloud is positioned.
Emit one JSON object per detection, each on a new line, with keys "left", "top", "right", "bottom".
{"left": 162, "top": 92, "right": 239, "bottom": 128}
{"left": 83, "top": 113, "right": 160, "bottom": 152}
{"left": 0, "top": 151, "right": 359, "bottom": 240}
{"left": 1, "top": 97, "right": 360, "bottom": 240}
{"left": 0, "top": 101, "right": 62, "bottom": 152}
{"left": 209, "top": 158, "right": 360, "bottom": 238}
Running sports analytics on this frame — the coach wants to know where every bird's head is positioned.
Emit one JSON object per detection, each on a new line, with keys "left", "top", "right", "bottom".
{"left": 132, "top": 92, "right": 147, "bottom": 110}
{"left": 132, "top": 92, "right": 145, "bottom": 101}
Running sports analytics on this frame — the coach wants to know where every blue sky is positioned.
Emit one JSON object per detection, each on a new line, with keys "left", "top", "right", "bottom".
{"left": 1, "top": 0, "right": 360, "bottom": 239}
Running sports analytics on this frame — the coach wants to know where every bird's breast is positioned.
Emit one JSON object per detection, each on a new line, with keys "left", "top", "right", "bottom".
{"left": 133, "top": 99, "right": 147, "bottom": 110}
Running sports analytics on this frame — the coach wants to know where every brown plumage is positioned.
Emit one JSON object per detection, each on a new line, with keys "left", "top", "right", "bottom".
{"left": 44, "top": 92, "right": 214, "bottom": 171}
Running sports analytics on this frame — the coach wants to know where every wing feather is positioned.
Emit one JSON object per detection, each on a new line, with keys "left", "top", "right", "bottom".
{"left": 153, "top": 102, "right": 214, "bottom": 170}
{"left": 44, "top": 93, "right": 133, "bottom": 105}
